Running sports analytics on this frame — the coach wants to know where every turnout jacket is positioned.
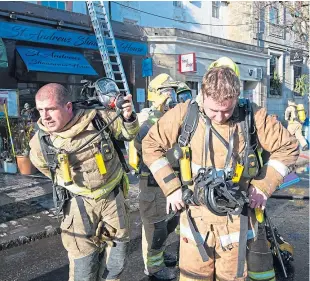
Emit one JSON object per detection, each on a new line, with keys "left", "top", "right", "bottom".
{"left": 30, "top": 108, "right": 139, "bottom": 199}
{"left": 142, "top": 100, "right": 299, "bottom": 198}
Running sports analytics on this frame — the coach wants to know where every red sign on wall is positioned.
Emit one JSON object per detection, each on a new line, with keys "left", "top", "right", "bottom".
{"left": 178, "top": 53, "right": 197, "bottom": 73}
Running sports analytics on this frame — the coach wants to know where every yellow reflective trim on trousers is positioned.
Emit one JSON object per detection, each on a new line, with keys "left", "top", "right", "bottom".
{"left": 248, "top": 269, "right": 275, "bottom": 280}
{"left": 56, "top": 169, "right": 124, "bottom": 200}
{"left": 146, "top": 251, "right": 164, "bottom": 267}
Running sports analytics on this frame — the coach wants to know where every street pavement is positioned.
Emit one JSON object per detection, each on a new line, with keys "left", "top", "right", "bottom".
{"left": 0, "top": 151, "right": 308, "bottom": 280}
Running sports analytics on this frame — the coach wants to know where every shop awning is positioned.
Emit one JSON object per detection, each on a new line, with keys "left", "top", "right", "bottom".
{"left": 16, "top": 45, "right": 98, "bottom": 76}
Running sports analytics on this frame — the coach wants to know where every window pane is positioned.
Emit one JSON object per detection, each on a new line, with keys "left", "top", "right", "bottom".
{"left": 269, "top": 7, "right": 278, "bottom": 24}
{"left": 212, "top": 1, "right": 220, "bottom": 18}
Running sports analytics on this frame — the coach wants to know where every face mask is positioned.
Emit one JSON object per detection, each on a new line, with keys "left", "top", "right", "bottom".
{"left": 96, "top": 78, "right": 126, "bottom": 110}
{"left": 160, "top": 88, "right": 178, "bottom": 110}
{"left": 177, "top": 90, "right": 192, "bottom": 103}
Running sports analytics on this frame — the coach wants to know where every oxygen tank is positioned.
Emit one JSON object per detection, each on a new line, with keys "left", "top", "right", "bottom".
{"left": 128, "top": 140, "right": 139, "bottom": 172}
{"left": 297, "top": 104, "right": 306, "bottom": 123}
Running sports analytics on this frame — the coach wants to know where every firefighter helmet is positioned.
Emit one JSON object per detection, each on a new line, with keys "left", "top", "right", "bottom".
{"left": 148, "top": 74, "right": 179, "bottom": 111}
{"left": 208, "top": 57, "right": 240, "bottom": 78}
{"left": 176, "top": 82, "right": 192, "bottom": 103}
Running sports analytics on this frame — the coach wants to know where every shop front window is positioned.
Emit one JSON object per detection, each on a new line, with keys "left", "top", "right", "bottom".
{"left": 41, "top": 1, "right": 66, "bottom": 10}
{"left": 270, "top": 55, "right": 282, "bottom": 96}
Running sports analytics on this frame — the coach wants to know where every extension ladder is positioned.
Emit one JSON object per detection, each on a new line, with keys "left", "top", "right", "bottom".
{"left": 86, "top": 1, "right": 130, "bottom": 96}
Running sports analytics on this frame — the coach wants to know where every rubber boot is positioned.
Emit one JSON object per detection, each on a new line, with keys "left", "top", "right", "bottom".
{"left": 149, "top": 267, "right": 177, "bottom": 280}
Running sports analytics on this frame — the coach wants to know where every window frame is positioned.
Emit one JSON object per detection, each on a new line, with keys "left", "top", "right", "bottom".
{"left": 212, "top": 1, "right": 220, "bottom": 19}
{"left": 41, "top": 1, "right": 66, "bottom": 10}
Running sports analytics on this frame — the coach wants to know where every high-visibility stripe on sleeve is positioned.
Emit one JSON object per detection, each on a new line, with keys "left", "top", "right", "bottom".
{"left": 149, "top": 157, "right": 170, "bottom": 174}
{"left": 265, "top": 159, "right": 290, "bottom": 177}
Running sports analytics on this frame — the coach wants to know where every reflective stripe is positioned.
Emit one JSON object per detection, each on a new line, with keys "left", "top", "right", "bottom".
{"left": 265, "top": 159, "right": 290, "bottom": 177}
{"left": 56, "top": 168, "right": 124, "bottom": 200}
{"left": 127, "top": 123, "right": 140, "bottom": 136}
{"left": 191, "top": 162, "right": 202, "bottom": 175}
{"left": 146, "top": 251, "right": 164, "bottom": 267}
{"left": 219, "top": 229, "right": 256, "bottom": 247}
{"left": 248, "top": 269, "right": 275, "bottom": 280}
{"left": 149, "top": 157, "right": 170, "bottom": 174}
{"left": 180, "top": 225, "right": 207, "bottom": 244}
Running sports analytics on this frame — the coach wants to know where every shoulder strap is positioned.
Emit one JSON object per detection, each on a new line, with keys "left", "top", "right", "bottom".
{"left": 92, "top": 114, "right": 130, "bottom": 173}
{"left": 178, "top": 100, "right": 199, "bottom": 147}
{"left": 38, "top": 129, "right": 58, "bottom": 172}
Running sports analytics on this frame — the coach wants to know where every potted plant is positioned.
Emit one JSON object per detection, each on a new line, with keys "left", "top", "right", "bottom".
{"left": 13, "top": 119, "right": 37, "bottom": 175}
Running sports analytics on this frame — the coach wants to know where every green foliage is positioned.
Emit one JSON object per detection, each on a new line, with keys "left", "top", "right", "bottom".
{"left": 294, "top": 74, "right": 309, "bottom": 96}
{"left": 270, "top": 72, "right": 282, "bottom": 95}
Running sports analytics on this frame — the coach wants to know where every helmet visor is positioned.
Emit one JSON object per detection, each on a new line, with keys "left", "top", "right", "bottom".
{"left": 160, "top": 88, "right": 178, "bottom": 109}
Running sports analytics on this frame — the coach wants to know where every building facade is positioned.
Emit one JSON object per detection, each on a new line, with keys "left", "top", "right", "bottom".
{"left": 225, "top": 1, "right": 309, "bottom": 121}
{"left": 0, "top": 1, "right": 147, "bottom": 117}
{"left": 107, "top": 1, "right": 309, "bottom": 120}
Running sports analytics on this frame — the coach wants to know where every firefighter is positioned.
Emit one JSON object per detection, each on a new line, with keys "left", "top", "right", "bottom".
{"left": 142, "top": 58, "right": 299, "bottom": 281}
{"left": 285, "top": 99, "right": 308, "bottom": 151}
{"left": 134, "top": 74, "right": 182, "bottom": 280}
{"left": 176, "top": 82, "right": 192, "bottom": 103}
{"left": 29, "top": 82, "right": 139, "bottom": 281}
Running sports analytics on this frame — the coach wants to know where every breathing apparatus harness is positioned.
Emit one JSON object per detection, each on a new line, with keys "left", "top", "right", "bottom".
{"left": 38, "top": 78, "right": 130, "bottom": 217}
{"left": 166, "top": 98, "right": 259, "bottom": 277}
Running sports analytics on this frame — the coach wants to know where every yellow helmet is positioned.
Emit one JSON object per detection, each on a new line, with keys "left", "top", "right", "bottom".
{"left": 148, "top": 74, "right": 178, "bottom": 102}
{"left": 208, "top": 57, "right": 240, "bottom": 78}
{"left": 148, "top": 74, "right": 179, "bottom": 110}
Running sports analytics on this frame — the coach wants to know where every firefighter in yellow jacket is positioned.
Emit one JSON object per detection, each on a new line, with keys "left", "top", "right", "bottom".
{"left": 285, "top": 99, "right": 308, "bottom": 151}
{"left": 29, "top": 82, "right": 139, "bottom": 281}
{"left": 142, "top": 61, "right": 299, "bottom": 281}
{"left": 134, "top": 74, "right": 192, "bottom": 280}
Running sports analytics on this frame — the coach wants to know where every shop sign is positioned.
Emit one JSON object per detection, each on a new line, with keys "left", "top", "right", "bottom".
{"left": 179, "top": 53, "right": 196, "bottom": 73}
{"left": 142, "top": 57, "right": 153, "bottom": 77}
{"left": 0, "top": 22, "right": 147, "bottom": 55}
{"left": 290, "top": 50, "right": 303, "bottom": 64}
{"left": 16, "top": 46, "right": 98, "bottom": 76}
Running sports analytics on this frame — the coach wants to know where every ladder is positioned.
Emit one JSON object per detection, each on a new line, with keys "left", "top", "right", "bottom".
{"left": 86, "top": 1, "right": 130, "bottom": 96}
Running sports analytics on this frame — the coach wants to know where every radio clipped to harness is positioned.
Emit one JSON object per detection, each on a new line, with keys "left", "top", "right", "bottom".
{"left": 57, "top": 152, "right": 73, "bottom": 186}
{"left": 179, "top": 146, "right": 192, "bottom": 185}
{"left": 95, "top": 153, "right": 107, "bottom": 175}
{"left": 232, "top": 163, "right": 244, "bottom": 183}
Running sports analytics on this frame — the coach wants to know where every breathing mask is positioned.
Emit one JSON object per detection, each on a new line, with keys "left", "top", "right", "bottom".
{"left": 95, "top": 78, "right": 126, "bottom": 110}
{"left": 182, "top": 167, "right": 248, "bottom": 216}
{"left": 160, "top": 88, "right": 178, "bottom": 111}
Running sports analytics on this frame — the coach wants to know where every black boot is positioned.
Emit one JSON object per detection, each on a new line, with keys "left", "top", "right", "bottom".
{"left": 164, "top": 252, "right": 178, "bottom": 267}
{"left": 149, "top": 267, "right": 177, "bottom": 280}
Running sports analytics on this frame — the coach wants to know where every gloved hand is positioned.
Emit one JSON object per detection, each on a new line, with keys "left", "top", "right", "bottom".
{"left": 248, "top": 185, "right": 268, "bottom": 210}
{"left": 121, "top": 94, "right": 134, "bottom": 120}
